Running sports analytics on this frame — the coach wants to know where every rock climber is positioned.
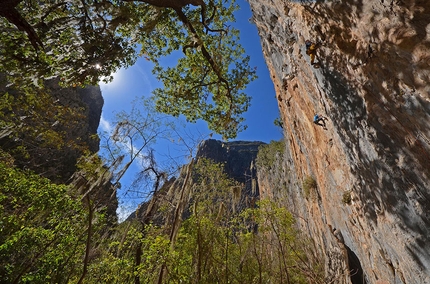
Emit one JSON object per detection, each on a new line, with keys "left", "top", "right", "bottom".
{"left": 313, "top": 114, "right": 327, "bottom": 129}
{"left": 305, "top": 40, "right": 321, "bottom": 66}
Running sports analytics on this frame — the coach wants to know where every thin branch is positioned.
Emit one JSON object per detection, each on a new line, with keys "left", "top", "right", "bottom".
{"left": 174, "top": 8, "right": 233, "bottom": 107}
{"left": 80, "top": 0, "right": 95, "bottom": 31}
{"left": 0, "top": 7, "right": 44, "bottom": 50}
{"left": 200, "top": 4, "right": 226, "bottom": 34}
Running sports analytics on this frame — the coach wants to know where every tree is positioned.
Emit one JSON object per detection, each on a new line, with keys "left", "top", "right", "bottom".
{"left": 99, "top": 97, "right": 175, "bottom": 190}
{"left": 0, "top": 0, "right": 136, "bottom": 88}
{"left": 0, "top": 156, "right": 89, "bottom": 283}
{"left": 1, "top": 0, "right": 257, "bottom": 138}
{"left": 158, "top": 160, "right": 324, "bottom": 283}
{"left": 0, "top": 149, "right": 128, "bottom": 283}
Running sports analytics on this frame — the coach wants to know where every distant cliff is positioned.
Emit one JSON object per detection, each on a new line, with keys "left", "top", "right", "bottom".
{"left": 249, "top": 0, "right": 430, "bottom": 283}
{"left": 196, "top": 140, "right": 263, "bottom": 207}
{"left": 129, "top": 139, "right": 265, "bottom": 222}
{"left": 0, "top": 77, "right": 103, "bottom": 182}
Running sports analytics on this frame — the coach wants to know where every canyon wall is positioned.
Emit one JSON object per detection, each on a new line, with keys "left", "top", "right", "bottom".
{"left": 129, "top": 139, "right": 264, "bottom": 222}
{"left": 248, "top": 0, "right": 430, "bottom": 283}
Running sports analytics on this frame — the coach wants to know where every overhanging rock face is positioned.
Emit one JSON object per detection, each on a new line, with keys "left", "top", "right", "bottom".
{"left": 248, "top": 0, "right": 430, "bottom": 283}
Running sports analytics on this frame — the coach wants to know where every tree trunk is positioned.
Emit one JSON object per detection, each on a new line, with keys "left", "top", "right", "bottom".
{"left": 158, "top": 158, "right": 194, "bottom": 283}
{"left": 77, "top": 195, "right": 94, "bottom": 284}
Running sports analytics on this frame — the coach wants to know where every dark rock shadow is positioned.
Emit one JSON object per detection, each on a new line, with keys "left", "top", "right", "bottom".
{"left": 196, "top": 139, "right": 265, "bottom": 210}
{"left": 308, "top": 0, "right": 430, "bottom": 245}
{"left": 345, "top": 243, "right": 367, "bottom": 284}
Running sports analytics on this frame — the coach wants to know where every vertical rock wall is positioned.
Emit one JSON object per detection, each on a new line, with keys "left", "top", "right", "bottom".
{"left": 130, "top": 140, "right": 264, "bottom": 221}
{"left": 249, "top": 0, "right": 430, "bottom": 283}
{"left": 0, "top": 77, "right": 104, "bottom": 181}
{"left": 196, "top": 139, "right": 263, "bottom": 201}
{"left": 45, "top": 78, "right": 103, "bottom": 154}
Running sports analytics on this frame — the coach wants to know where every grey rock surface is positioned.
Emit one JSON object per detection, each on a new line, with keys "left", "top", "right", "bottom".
{"left": 248, "top": 0, "right": 430, "bottom": 282}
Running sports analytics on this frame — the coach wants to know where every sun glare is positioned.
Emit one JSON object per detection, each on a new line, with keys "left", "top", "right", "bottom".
{"left": 99, "top": 69, "right": 124, "bottom": 91}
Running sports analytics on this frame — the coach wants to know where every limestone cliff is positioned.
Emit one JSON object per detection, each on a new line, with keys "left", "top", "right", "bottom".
{"left": 248, "top": 0, "right": 430, "bottom": 283}
{"left": 129, "top": 139, "right": 264, "bottom": 222}
{"left": 1, "top": 78, "right": 119, "bottom": 220}
{"left": 0, "top": 78, "right": 103, "bottom": 182}
{"left": 196, "top": 139, "right": 263, "bottom": 209}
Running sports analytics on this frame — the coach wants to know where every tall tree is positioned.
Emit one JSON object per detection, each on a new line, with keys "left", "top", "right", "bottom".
{"left": 0, "top": 0, "right": 257, "bottom": 138}
{"left": 0, "top": 156, "right": 89, "bottom": 283}
{"left": 100, "top": 97, "right": 174, "bottom": 189}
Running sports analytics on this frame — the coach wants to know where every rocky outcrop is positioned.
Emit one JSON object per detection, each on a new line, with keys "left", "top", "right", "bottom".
{"left": 0, "top": 78, "right": 104, "bottom": 181}
{"left": 196, "top": 139, "right": 263, "bottom": 206}
{"left": 129, "top": 139, "right": 265, "bottom": 221}
{"left": 248, "top": 0, "right": 430, "bottom": 283}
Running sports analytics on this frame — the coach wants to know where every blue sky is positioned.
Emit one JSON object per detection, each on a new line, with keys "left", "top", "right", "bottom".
{"left": 99, "top": 0, "right": 282, "bottom": 219}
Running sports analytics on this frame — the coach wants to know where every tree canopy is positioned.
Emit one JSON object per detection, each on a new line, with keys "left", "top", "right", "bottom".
{"left": 0, "top": 0, "right": 257, "bottom": 138}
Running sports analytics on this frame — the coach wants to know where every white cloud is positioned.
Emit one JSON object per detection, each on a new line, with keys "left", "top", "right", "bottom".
{"left": 116, "top": 203, "right": 136, "bottom": 223}
{"left": 99, "top": 115, "right": 112, "bottom": 133}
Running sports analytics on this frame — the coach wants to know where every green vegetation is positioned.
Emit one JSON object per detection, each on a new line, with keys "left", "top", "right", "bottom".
{"left": 274, "top": 117, "right": 284, "bottom": 129}
{"left": 0, "top": 155, "right": 325, "bottom": 283}
{"left": 1, "top": 0, "right": 257, "bottom": 138}
{"left": 256, "top": 139, "right": 285, "bottom": 169}
{"left": 101, "top": 159, "right": 324, "bottom": 283}
{"left": 342, "top": 191, "right": 352, "bottom": 205}
{"left": 302, "top": 175, "right": 317, "bottom": 199}
{"left": 0, "top": 158, "right": 88, "bottom": 283}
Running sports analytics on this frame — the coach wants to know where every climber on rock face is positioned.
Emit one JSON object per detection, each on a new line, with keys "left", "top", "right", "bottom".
{"left": 305, "top": 40, "right": 321, "bottom": 66}
{"left": 313, "top": 114, "right": 327, "bottom": 129}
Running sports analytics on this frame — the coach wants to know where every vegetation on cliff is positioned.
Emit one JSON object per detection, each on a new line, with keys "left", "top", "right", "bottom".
{"left": 256, "top": 139, "right": 285, "bottom": 169}
{"left": 0, "top": 87, "right": 92, "bottom": 182}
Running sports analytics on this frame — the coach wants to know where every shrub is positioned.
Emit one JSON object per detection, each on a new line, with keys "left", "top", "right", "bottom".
{"left": 256, "top": 140, "right": 285, "bottom": 169}
{"left": 342, "top": 191, "right": 352, "bottom": 205}
{"left": 0, "top": 162, "right": 88, "bottom": 283}
{"left": 302, "top": 176, "right": 317, "bottom": 198}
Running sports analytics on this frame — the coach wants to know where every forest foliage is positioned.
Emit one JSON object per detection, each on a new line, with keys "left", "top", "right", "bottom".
{"left": 0, "top": 0, "right": 257, "bottom": 138}
{"left": 0, "top": 155, "right": 324, "bottom": 283}
{"left": 0, "top": 0, "right": 325, "bottom": 282}
{"left": 0, "top": 153, "right": 88, "bottom": 283}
